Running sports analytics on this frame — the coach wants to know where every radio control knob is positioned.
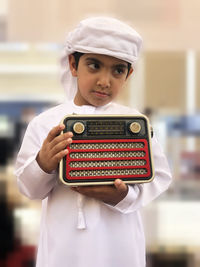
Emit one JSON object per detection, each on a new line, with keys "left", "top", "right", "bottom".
{"left": 73, "top": 122, "right": 85, "bottom": 134}
{"left": 129, "top": 122, "right": 141, "bottom": 134}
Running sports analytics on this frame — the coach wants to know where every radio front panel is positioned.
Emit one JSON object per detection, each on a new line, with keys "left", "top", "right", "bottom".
{"left": 59, "top": 115, "right": 154, "bottom": 186}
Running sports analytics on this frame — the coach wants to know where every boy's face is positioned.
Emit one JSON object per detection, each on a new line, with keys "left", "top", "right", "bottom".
{"left": 69, "top": 53, "right": 133, "bottom": 107}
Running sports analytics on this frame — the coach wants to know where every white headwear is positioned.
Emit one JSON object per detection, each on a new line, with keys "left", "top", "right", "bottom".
{"left": 60, "top": 16, "right": 143, "bottom": 101}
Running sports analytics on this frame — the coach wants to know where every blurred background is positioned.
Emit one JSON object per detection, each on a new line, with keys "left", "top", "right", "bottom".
{"left": 0, "top": 0, "right": 200, "bottom": 266}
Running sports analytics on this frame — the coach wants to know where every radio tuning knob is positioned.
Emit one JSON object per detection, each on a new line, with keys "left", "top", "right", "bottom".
{"left": 129, "top": 122, "right": 141, "bottom": 134}
{"left": 73, "top": 122, "right": 85, "bottom": 134}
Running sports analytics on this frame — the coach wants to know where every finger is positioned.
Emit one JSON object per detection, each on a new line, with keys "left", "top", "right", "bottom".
{"left": 52, "top": 148, "right": 69, "bottom": 164}
{"left": 74, "top": 186, "right": 98, "bottom": 196}
{"left": 114, "top": 179, "right": 127, "bottom": 193}
{"left": 74, "top": 185, "right": 113, "bottom": 199}
{"left": 46, "top": 124, "right": 65, "bottom": 142}
{"left": 50, "top": 138, "right": 72, "bottom": 156}
{"left": 50, "top": 131, "right": 73, "bottom": 149}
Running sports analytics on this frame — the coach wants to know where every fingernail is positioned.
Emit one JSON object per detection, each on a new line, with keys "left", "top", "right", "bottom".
{"left": 60, "top": 124, "right": 65, "bottom": 129}
{"left": 64, "top": 149, "right": 68, "bottom": 154}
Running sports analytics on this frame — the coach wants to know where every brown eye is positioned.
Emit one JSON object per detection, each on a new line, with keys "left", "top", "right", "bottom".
{"left": 114, "top": 67, "right": 125, "bottom": 75}
{"left": 88, "top": 63, "right": 100, "bottom": 70}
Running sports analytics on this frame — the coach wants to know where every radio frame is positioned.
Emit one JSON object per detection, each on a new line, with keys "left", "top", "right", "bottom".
{"left": 59, "top": 114, "right": 154, "bottom": 186}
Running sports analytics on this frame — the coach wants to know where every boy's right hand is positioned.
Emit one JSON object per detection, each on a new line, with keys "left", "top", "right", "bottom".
{"left": 36, "top": 124, "right": 73, "bottom": 173}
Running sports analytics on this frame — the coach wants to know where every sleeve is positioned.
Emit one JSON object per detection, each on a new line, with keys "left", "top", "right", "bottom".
{"left": 105, "top": 134, "right": 172, "bottom": 214}
{"left": 14, "top": 118, "right": 57, "bottom": 200}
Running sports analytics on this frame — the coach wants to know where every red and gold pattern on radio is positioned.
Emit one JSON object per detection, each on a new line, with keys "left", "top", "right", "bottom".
{"left": 59, "top": 115, "right": 154, "bottom": 186}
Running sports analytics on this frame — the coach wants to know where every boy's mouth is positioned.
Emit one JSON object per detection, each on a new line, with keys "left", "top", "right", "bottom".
{"left": 93, "top": 90, "right": 110, "bottom": 98}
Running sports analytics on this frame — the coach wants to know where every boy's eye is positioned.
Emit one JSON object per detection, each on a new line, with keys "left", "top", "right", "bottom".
{"left": 114, "top": 67, "right": 126, "bottom": 75}
{"left": 88, "top": 63, "right": 100, "bottom": 70}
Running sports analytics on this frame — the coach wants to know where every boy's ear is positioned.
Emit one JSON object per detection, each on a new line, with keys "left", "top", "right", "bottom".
{"left": 68, "top": 55, "right": 77, "bottom": 77}
{"left": 126, "top": 67, "right": 134, "bottom": 79}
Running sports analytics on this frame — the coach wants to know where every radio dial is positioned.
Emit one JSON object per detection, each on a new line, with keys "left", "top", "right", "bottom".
{"left": 129, "top": 122, "right": 141, "bottom": 134}
{"left": 73, "top": 122, "right": 85, "bottom": 134}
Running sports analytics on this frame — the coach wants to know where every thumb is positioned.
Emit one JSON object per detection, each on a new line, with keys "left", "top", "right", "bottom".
{"left": 114, "top": 179, "right": 128, "bottom": 193}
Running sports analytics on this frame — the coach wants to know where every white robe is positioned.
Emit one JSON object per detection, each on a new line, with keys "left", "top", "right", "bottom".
{"left": 14, "top": 100, "right": 172, "bottom": 267}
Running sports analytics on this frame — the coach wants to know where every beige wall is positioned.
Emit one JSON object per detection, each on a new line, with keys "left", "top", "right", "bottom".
{"left": 7, "top": 0, "right": 113, "bottom": 42}
{"left": 6, "top": 0, "right": 200, "bottom": 50}
{"left": 144, "top": 52, "right": 186, "bottom": 113}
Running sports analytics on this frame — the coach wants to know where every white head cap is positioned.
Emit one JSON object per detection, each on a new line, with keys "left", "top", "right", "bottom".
{"left": 60, "top": 16, "right": 143, "bottom": 100}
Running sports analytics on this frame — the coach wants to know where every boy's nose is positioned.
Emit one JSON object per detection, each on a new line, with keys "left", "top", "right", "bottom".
{"left": 96, "top": 72, "right": 111, "bottom": 89}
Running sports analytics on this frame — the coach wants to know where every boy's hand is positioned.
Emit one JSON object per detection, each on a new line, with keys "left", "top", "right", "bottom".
{"left": 36, "top": 124, "right": 73, "bottom": 173}
{"left": 72, "top": 179, "right": 128, "bottom": 206}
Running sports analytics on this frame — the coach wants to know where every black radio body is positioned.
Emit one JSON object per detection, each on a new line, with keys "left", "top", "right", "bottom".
{"left": 59, "top": 114, "right": 154, "bottom": 186}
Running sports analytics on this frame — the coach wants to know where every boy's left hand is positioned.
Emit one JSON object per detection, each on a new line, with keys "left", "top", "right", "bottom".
{"left": 71, "top": 179, "right": 128, "bottom": 206}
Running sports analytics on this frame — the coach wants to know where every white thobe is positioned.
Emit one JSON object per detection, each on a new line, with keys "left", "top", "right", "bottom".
{"left": 14, "top": 100, "right": 172, "bottom": 267}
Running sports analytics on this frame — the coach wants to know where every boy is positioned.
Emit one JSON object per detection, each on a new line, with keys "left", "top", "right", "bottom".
{"left": 15, "top": 17, "right": 171, "bottom": 267}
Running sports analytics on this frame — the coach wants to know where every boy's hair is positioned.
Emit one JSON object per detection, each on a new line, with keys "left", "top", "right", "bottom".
{"left": 72, "top": 52, "right": 84, "bottom": 69}
{"left": 72, "top": 51, "right": 132, "bottom": 76}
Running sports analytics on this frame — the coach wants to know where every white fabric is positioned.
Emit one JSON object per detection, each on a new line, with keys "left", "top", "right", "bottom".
{"left": 77, "top": 193, "right": 86, "bottom": 229}
{"left": 15, "top": 100, "right": 172, "bottom": 267}
{"left": 60, "top": 17, "right": 143, "bottom": 101}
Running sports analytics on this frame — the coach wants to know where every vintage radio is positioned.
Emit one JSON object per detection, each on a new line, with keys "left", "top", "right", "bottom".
{"left": 59, "top": 114, "right": 154, "bottom": 186}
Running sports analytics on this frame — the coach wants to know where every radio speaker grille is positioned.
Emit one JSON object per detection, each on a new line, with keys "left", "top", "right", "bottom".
{"left": 65, "top": 139, "right": 151, "bottom": 180}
